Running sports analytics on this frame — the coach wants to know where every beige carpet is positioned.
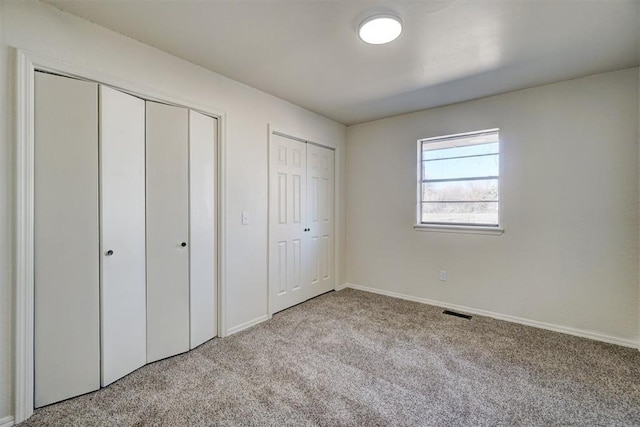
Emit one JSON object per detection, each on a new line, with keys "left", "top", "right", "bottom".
{"left": 21, "top": 289, "right": 640, "bottom": 426}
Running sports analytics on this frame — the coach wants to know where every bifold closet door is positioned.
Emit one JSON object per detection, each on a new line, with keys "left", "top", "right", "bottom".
{"left": 269, "top": 134, "right": 336, "bottom": 314}
{"left": 306, "top": 144, "right": 335, "bottom": 298}
{"left": 146, "top": 101, "right": 190, "bottom": 363}
{"left": 99, "top": 86, "right": 147, "bottom": 386}
{"left": 189, "top": 111, "right": 218, "bottom": 349}
{"left": 34, "top": 72, "right": 100, "bottom": 407}
{"left": 269, "top": 134, "right": 308, "bottom": 314}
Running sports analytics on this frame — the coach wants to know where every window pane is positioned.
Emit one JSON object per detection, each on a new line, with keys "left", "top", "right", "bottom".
{"left": 421, "top": 202, "right": 498, "bottom": 225}
{"left": 418, "top": 129, "right": 500, "bottom": 228}
{"left": 422, "top": 153, "right": 498, "bottom": 180}
{"left": 422, "top": 131, "right": 498, "bottom": 151}
{"left": 422, "top": 179, "right": 498, "bottom": 202}
{"left": 423, "top": 142, "right": 498, "bottom": 161}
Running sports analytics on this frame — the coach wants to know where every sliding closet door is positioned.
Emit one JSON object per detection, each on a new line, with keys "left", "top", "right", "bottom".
{"left": 34, "top": 72, "right": 100, "bottom": 407}
{"left": 189, "top": 111, "right": 217, "bottom": 349}
{"left": 306, "top": 144, "right": 335, "bottom": 297}
{"left": 146, "top": 101, "right": 190, "bottom": 363}
{"left": 269, "top": 134, "right": 308, "bottom": 314}
{"left": 99, "top": 86, "right": 147, "bottom": 385}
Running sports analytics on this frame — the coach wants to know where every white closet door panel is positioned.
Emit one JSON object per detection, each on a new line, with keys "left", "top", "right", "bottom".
{"left": 189, "top": 111, "right": 217, "bottom": 349}
{"left": 306, "top": 144, "right": 335, "bottom": 297}
{"left": 34, "top": 72, "right": 100, "bottom": 407}
{"left": 269, "top": 134, "right": 307, "bottom": 314}
{"left": 100, "top": 86, "right": 147, "bottom": 386}
{"left": 146, "top": 101, "right": 190, "bottom": 363}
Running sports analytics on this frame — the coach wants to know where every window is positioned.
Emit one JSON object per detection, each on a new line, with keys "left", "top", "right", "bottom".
{"left": 418, "top": 129, "right": 500, "bottom": 228}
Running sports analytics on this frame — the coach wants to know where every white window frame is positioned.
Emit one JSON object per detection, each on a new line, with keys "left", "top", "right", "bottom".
{"left": 414, "top": 128, "right": 504, "bottom": 235}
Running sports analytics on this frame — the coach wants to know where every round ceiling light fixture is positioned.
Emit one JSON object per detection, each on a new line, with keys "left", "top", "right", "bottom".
{"left": 358, "top": 13, "right": 403, "bottom": 45}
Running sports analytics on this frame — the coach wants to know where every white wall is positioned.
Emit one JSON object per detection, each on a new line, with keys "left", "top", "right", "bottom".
{"left": 346, "top": 68, "right": 639, "bottom": 343}
{"left": 0, "top": 0, "right": 346, "bottom": 420}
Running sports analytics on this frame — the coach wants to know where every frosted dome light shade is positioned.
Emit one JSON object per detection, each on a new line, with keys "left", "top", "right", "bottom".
{"left": 359, "top": 14, "right": 402, "bottom": 45}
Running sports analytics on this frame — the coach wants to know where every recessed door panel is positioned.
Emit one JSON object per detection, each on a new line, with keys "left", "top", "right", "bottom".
{"left": 293, "top": 174, "right": 302, "bottom": 223}
{"left": 34, "top": 72, "right": 100, "bottom": 407}
{"left": 292, "top": 238, "right": 302, "bottom": 291}
{"left": 278, "top": 172, "right": 287, "bottom": 224}
{"left": 146, "top": 101, "right": 190, "bottom": 363}
{"left": 189, "top": 111, "right": 217, "bottom": 349}
{"left": 100, "top": 85, "right": 147, "bottom": 386}
{"left": 310, "top": 236, "right": 319, "bottom": 284}
{"left": 322, "top": 235, "right": 331, "bottom": 280}
{"left": 278, "top": 241, "right": 288, "bottom": 295}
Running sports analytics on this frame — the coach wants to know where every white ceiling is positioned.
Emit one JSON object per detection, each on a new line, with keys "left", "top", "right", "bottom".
{"left": 45, "top": 0, "right": 639, "bottom": 126}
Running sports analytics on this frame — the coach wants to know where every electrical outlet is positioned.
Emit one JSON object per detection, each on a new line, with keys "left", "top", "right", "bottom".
{"left": 439, "top": 270, "right": 447, "bottom": 281}
{"left": 242, "top": 211, "right": 249, "bottom": 225}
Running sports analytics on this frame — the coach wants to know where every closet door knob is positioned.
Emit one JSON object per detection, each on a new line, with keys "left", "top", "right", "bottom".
{"left": 181, "top": 242, "right": 187, "bottom": 247}
{"left": 105, "top": 250, "right": 114, "bottom": 256}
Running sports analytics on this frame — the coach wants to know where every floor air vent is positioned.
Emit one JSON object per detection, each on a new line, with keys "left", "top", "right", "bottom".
{"left": 443, "top": 310, "right": 472, "bottom": 320}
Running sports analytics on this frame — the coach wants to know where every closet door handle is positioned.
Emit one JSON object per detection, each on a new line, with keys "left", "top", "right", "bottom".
{"left": 105, "top": 250, "right": 114, "bottom": 256}
{"left": 180, "top": 242, "right": 187, "bottom": 247}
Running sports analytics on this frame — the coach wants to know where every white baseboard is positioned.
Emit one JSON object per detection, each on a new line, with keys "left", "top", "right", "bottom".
{"left": 0, "top": 416, "right": 14, "bottom": 427}
{"left": 345, "top": 283, "right": 638, "bottom": 349}
{"left": 335, "top": 283, "right": 348, "bottom": 291}
{"left": 226, "top": 315, "right": 270, "bottom": 336}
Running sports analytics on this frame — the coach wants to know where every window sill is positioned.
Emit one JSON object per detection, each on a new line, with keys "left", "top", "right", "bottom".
{"left": 413, "top": 224, "right": 504, "bottom": 235}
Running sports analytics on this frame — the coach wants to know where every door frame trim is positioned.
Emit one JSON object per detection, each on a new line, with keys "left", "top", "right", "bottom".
{"left": 266, "top": 124, "right": 341, "bottom": 316}
{"left": 14, "top": 49, "right": 228, "bottom": 423}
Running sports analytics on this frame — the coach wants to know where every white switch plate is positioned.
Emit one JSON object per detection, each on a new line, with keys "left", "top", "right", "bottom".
{"left": 242, "top": 211, "right": 249, "bottom": 225}
{"left": 439, "top": 271, "right": 447, "bottom": 281}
